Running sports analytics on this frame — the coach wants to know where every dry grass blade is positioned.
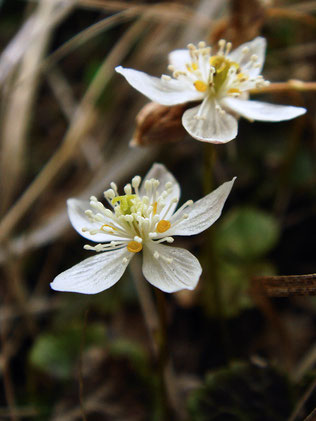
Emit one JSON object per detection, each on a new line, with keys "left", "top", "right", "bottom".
{"left": 304, "top": 408, "right": 316, "bottom": 421}
{"left": 267, "top": 7, "right": 316, "bottom": 27}
{"left": 0, "top": 0, "right": 74, "bottom": 214}
{"left": 0, "top": 0, "right": 76, "bottom": 86}
{"left": 250, "top": 80, "right": 316, "bottom": 95}
{"left": 0, "top": 17, "right": 147, "bottom": 243}
{"left": 252, "top": 274, "right": 316, "bottom": 297}
{"left": 288, "top": 378, "right": 316, "bottom": 421}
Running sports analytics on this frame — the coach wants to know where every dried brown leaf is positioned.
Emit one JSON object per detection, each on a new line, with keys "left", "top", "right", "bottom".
{"left": 131, "top": 102, "right": 190, "bottom": 147}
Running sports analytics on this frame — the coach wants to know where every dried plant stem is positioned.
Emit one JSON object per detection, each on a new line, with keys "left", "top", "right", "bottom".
{"left": 304, "top": 408, "right": 316, "bottom": 421}
{"left": 250, "top": 80, "right": 316, "bottom": 94}
{"left": 129, "top": 258, "right": 184, "bottom": 420}
{"left": 0, "top": 292, "right": 19, "bottom": 421}
{"left": 0, "top": 0, "right": 71, "bottom": 214}
{"left": 0, "top": 18, "right": 146, "bottom": 243}
{"left": 288, "top": 377, "right": 316, "bottom": 421}
{"left": 78, "top": 310, "right": 89, "bottom": 421}
{"left": 267, "top": 8, "right": 316, "bottom": 27}
{"left": 253, "top": 273, "right": 316, "bottom": 297}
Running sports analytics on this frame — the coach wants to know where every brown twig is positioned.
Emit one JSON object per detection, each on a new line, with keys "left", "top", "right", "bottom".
{"left": 267, "top": 7, "right": 316, "bottom": 27}
{"left": 250, "top": 80, "right": 316, "bottom": 95}
{"left": 288, "top": 377, "right": 316, "bottom": 421}
{"left": 304, "top": 407, "right": 316, "bottom": 421}
{"left": 252, "top": 274, "right": 316, "bottom": 297}
{"left": 0, "top": 291, "right": 19, "bottom": 421}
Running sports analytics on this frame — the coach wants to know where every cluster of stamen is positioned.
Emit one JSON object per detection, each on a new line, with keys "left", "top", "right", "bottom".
{"left": 164, "top": 39, "right": 269, "bottom": 120}
{"left": 81, "top": 175, "right": 193, "bottom": 264}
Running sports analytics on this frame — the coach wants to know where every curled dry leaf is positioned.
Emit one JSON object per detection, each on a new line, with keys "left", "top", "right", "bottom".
{"left": 131, "top": 102, "right": 190, "bottom": 147}
{"left": 209, "top": 0, "right": 267, "bottom": 46}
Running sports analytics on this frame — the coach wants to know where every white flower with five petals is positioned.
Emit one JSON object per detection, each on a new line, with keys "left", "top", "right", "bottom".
{"left": 51, "top": 164, "right": 235, "bottom": 294}
{"left": 116, "top": 37, "right": 306, "bottom": 143}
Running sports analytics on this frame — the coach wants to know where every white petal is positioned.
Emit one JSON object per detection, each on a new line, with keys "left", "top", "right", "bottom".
{"left": 50, "top": 248, "right": 132, "bottom": 294}
{"left": 182, "top": 100, "right": 238, "bottom": 143}
{"left": 228, "top": 37, "right": 266, "bottom": 77}
{"left": 140, "top": 163, "right": 180, "bottom": 219}
{"left": 168, "top": 178, "right": 236, "bottom": 236}
{"left": 223, "top": 97, "right": 306, "bottom": 122}
{"left": 115, "top": 66, "right": 203, "bottom": 106}
{"left": 168, "top": 49, "right": 191, "bottom": 71}
{"left": 142, "top": 242, "right": 202, "bottom": 293}
{"left": 67, "top": 199, "right": 127, "bottom": 243}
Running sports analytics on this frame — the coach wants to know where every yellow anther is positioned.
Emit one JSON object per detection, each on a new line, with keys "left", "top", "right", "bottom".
{"left": 186, "top": 62, "right": 199, "bottom": 73}
{"left": 156, "top": 220, "right": 171, "bottom": 233}
{"left": 237, "top": 72, "right": 248, "bottom": 81}
{"left": 101, "top": 224, "right": 117, "bottom": 231}
{"left": 194, "top": 80, "right": 208, "bottom": 92}
{"left": 227, "top": 88, "right": 240, "bottom": 94}
{"left": 127, "top": 241, "right": 143, "bottom": 253}
{"left": 153, "top": 201, "right": 158, "bottom": 216}
{"left": 192, "top": 62, "right": 199, "bottom": 71}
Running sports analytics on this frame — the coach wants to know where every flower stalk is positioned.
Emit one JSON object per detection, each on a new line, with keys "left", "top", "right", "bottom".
{"left": 130, "top": 257, "right": 184, "bottom": 419}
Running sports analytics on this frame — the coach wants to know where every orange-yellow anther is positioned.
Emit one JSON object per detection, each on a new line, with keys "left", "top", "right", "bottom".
{"left": 153, "top": 201, "right": 158, "bottom": 216}
{"left": 237, "top": 72, "right": 248, "bottom": 81}
{"left": 127, "top": 241, "right": 143, "bottom": 253}
{"left": 156, "top": 220, "right": 171, "bottom": 233}
{"left": 101, "top": 224, "right": 116, "bottom": 232}
{"left": 186, "top": 62, "right": 199, "bottom": 72}
{"left": 227, "top": 88, "right": 240, "bottom": 94}
{"left": 194, "top": 80, "right": 208, "bottom": 92}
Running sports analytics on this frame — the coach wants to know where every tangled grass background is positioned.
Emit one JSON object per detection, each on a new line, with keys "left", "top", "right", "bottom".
{"left": 1, "top": 0, "right": 316, "bottom": 420}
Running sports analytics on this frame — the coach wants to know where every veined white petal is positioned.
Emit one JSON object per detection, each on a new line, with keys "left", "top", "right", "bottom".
{"left": 182, "top": 100, "right": 238, "bottom": 143}
{"left": 140, "top": 163, "right": 180, "bottom": 219}
{"left": 168, "top": 49, "right": 191, "bottom": 71}
{"left": 142, "top": 242, "right": 202, "bottom": 292}
{"left": 67, "top": 199, "right": 127, "bottom": 243}
{"left": 115, "top": 66, "right": 203, "bottom": 106}
{"left": 228, "top": 37, "right": 266, "bottom": 77}
{"left": 168, "top": 178, "right": 236, "bottom": 236}
{"left": 223, "top": 97, "right": 306, "bottom": 122}
{"left": 50, "top": 248, "right": 132, "bottom": 294}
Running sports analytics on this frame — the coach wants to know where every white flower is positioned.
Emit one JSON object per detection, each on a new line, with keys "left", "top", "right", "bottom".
{"left": 51, "top": 164, "right": 235, "bottom": 294}
{"left": 116, "top": 37, "right": 306, "bottom": 144}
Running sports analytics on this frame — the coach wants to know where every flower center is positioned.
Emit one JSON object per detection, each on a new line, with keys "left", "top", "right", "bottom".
{"left": 156, "top": 220, "right": 171, "bottom": 233}
{"left": 111, "top": 194, "right": 136, "bottom": 215}
{"left": 169, "top": 39, "right": 268, "bottom": 99}
{"left": 209, "top": 55, "right": 239, "bottom": 93}
{"left": 127, "top": 240, "right": 143, "bottom": 253}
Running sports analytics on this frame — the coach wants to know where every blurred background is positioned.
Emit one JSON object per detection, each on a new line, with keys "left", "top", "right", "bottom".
{"left": 0, "top": 0, "right": 316, "bottom": 420}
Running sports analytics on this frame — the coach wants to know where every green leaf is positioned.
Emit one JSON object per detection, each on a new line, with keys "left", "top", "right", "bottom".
{"left": 218, "top": 260, "right": 276, "bottom": 318}
{"left": 215, "top": 207, "right": 280, "bottom": 260}
{"left": 188, "top": 362, "right": 294, "bottom": 421}
{"left": 29, "top": 324, "right": 106, "bottom": 379}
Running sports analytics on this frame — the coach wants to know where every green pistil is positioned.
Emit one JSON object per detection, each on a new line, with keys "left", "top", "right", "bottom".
{"left": 210, "top": 55, "right": 239, "bottom": 93}
{"left": 112, "top": 194, "right": 136, "bottom": 215}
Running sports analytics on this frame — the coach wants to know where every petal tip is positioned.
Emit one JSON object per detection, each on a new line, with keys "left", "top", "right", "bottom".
{"left": 115, "top": 65, "right": 123, "bottom": 73}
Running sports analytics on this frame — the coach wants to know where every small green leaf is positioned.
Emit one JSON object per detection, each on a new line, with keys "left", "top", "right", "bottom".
{"left": 218, "top": 260, "right": 276, "bottom": 318}
{"left": 188, "top": 362, "right": 294, "bottom": 421}
{"left": 29, "top": 324, "right": 106, "bottom": 379}
{"left": 215, "top": 207, "right": 280, "bottom": 260}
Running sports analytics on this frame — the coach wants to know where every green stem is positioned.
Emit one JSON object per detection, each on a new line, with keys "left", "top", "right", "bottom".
{"left": 202, "top": 143, "right": 230, "bottom": 361}
{"left": 129, "top": 258, "right": 185, "bottom": 420}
